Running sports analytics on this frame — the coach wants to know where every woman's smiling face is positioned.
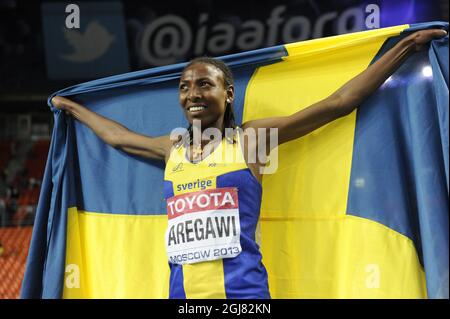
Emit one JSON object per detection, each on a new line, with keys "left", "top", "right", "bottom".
{"left": 179, "top": 63, "right": 233, "bottom": 130}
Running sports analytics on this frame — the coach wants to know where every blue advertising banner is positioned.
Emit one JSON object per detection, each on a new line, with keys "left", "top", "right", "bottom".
{"left": 41, "top": 1, "right": 129, "bottom": 80}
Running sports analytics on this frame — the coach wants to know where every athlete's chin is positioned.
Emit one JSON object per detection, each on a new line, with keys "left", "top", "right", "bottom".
{"left": 186, "top": 114, "right": 215, "bottom": 126}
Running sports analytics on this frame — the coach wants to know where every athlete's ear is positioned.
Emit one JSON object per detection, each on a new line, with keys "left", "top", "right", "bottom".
{"left": 226, "top": 85, "right": 235, "bottom": 104}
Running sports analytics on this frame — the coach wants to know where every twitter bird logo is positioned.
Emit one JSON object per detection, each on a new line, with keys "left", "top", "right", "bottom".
{"left": 61, "top": 21, "right": 115, "bottom": 63}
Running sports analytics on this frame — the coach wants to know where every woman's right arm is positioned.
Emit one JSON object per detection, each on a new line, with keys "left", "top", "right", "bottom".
{"left": 51, "top": 96, "right": 173, "bottom": 162}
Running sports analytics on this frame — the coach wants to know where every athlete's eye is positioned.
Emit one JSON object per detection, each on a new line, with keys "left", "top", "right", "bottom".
{"left": 179, "top": 84, "right": 187, "bottom": 91}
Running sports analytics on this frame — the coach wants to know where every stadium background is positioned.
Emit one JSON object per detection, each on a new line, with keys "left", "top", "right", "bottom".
{"left": 0, "top": 0, "right": 448, "bottom": 299}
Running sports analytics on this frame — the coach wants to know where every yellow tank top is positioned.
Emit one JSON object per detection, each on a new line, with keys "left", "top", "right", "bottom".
{"left": 163, "top": 130, "right": 270, "bottom": 298}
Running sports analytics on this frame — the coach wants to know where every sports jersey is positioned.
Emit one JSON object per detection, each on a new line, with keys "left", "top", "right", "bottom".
{"left": 163, "top": 129, "right": 270, "bottom": 299}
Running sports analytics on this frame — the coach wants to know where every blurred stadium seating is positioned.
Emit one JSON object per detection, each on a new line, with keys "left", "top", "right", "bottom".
{"left": 0, "top": 140, "right": 12, "bottom": 171}
{"left": 1, "top": 139, "right": 49, "bottom": 226}
{"left": 1, "top": 138, "right": 49, "bottom": 298}
{"left": 0, "top": 226, "right": 33, "bottom": 299}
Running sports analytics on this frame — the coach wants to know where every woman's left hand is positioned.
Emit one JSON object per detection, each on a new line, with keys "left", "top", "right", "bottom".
{"left": 404, "top": 29, "right": 448, "bottom": 52}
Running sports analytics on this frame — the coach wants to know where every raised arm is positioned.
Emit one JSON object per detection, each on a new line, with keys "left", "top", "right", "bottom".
{"left": 243, "top": 29, "right": 447, "bottom": 147}
{"left": 51, "top": 96, "right": 173, "bottom": 162}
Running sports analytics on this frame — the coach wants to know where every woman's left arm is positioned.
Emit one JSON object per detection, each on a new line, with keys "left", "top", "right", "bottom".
{"left": 242, "top": 29, "right": 447, "bottom": 147}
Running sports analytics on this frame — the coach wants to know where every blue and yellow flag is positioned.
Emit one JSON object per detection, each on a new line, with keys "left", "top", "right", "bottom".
{"left": 21, "top": 22, "right": 448, "bottom": 299}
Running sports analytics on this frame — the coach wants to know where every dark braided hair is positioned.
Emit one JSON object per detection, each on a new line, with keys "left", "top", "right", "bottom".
{"left": 181, "top": 57, "right": 237, "bottom": 145}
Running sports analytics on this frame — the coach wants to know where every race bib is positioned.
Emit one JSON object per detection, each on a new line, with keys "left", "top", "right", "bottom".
{"left": 165, "top": 187, "right": 242, "bottom": 265}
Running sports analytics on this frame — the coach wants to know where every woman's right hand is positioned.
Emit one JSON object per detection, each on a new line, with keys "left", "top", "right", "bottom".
{"left": 51, "top": 96, "right": 73, "bottom": 115}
